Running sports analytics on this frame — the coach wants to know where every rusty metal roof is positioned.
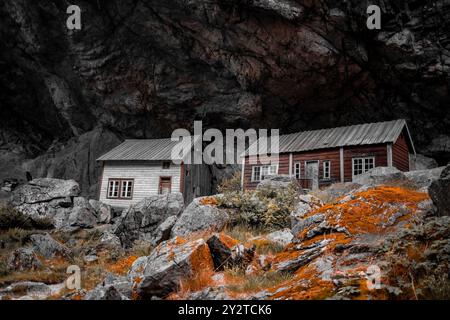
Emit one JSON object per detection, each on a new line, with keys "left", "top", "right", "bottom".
{"left": 247, "top": 119, "right": 415, "bottom": 156}
{"left": 97, "top": 137, "right": 194, "bottom": 161}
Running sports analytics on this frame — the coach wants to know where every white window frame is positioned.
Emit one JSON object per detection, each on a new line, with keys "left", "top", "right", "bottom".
{"left": 323, "top": 161, "right": 331, "bottom": 179}
{"left": 108, "top": 179, "right": 134, "bottom": 199}
{"left": 251, "top": 164, "right": 279, "bottom": 182}
{"left": 121, "top": 180, "right": 133, "bottom": 198}
{"left": 352, "top": 157, "right": 375, "bottom": 179}
{"left": 294, "top": 162, "right": 301, "bottom": 179}
{"left": 251, "top": 166, "right": 261, "bottom": 182}
{"left": 108, "top": 180, "right": 120, "bottom": 198}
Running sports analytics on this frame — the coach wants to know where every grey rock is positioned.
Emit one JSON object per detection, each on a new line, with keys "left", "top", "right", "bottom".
{"left": 149, "top": 215, "right": 178, "bottom": 246}
{"left": 429, "top": 164, "right": 450, "bottom": 216}
{"left": 89, "top": 199, "right": 113, "bottom": 224}
{"left": 7, "top": 247, "right": 42, "bottom": 272}
{"left": 273, "top": 245, "right": 324, "bottom": 273}
{"left": 292, "top": 214, "right": 325, "bottom": 238}
{"left": 85, "top": 273, "right": 132, "bottom": 300}
{"left": 410, "top": 154, "right": 439, "bottom": 170}
{"left": 127, "top": 256, "right": 148, "bottom": 283}
{"left": 257, "top": 175, "right": 299, "bottom": 190}
{"left": 171, "top": 196, "right": 229, "bottom": 237}
{"left": 10, "top": 178, "right": 80, "bottom": 207}
{"left": 405, "top": 167, "right": 445, "bottom": 189}
{"left": 99, "top": 231, "right": 122, "bottom": 250}
{"left": 184, "top": 286, "right": 231, "bottom": 300}
{"left": 113, "top": 193, "right": 184, "bottom": 248}
{"left": 290, "top": 194, "right": 323, "bottom": 227}
{"left": 0, "top": 281, "right": 65, "bottom": 300}
{"left": 265, "top": 228, "right": 293, "bottom": 247}
{"left": 68, "top": 198, "right": 97, "bottom": 229}
{"left": 29, "top": 233, "right": 70, "bottom": 259}
{"left": 84, "top": 254, "right": 98, "bottom": 263}
{"left": 9, "top": 178, "right": 79, "bottom": 224}
{"left": 134, "top": 238, "right": 213, "bottom": 298}
{"left": 251, "top": 0, "right": 304, "bottom": 21}
{"left": 353, "top": 167, "right": 405, "bottom": 186}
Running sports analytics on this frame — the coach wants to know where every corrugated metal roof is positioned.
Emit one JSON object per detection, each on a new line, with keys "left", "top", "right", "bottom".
{"left": 247, "top": 119, "right": 415, "bottom": 155}
{"left": 97, "top": 137, "right": 194, "bottom": 161}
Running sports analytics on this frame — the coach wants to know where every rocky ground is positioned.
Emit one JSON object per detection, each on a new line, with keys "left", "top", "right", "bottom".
{"left": 0, "top": 164, "right": 449, "bottom": 300}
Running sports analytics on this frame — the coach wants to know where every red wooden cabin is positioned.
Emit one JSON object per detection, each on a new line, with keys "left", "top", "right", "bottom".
{"left": 242, "top": 120, "right": 415, "bottom": 190}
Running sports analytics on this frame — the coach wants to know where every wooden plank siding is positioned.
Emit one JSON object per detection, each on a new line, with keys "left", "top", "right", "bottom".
{"left": 393, "top": 132, "right": 410, "bottom": 171}
{"left": 343, "top": 144, "right": 388, "bottom": 182}
{"left": 292, "top": 148, "right": 341, "bottom": 186}
{"left": 182, "top": 164, "right": 213, "bottom": 205}
{"left": 243, "top": 155, "right": 290, "bottom": 190}
{"left": 99, "top": 160, "right": 181, "bottom": 209}
{"left": 243, "top": 144, "right": 400, "bottom": 189}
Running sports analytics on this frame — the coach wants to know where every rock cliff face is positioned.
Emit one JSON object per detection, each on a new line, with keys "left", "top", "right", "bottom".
{"left": 1, "top": 0, "right": 449, "bottom": 195}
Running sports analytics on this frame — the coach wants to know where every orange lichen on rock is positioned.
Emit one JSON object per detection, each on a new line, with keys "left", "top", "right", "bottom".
{"left": 268, "top": 263, "right": 335, "bottom": 300}
{"left": 108, "top": 255, "right": 138, "bottom": 275}
{"left": 219, "top": 232, "right": 240, "bottom": 249}
{"left": 298, "top": 186, "right": 428, "bottom": 239}
{"left": 199, "top": 196, "right": 218, "bottom": 206}
{"left": 189, "top": 242, "right": 214, "bottom": 275}
{"left": 174, "top": 242, "right": 216, "bottom": 296}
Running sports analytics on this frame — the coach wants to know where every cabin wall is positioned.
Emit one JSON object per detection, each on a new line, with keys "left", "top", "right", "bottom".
{"left": 243, "top": 154, "right": 290, "bottom": 190}
{"left": 99, "top": 161, "right": 181, "bottom": 209}
{"left": 242, "top": 142, "right": 407, "bottom": 189}
{"left": 343, "top": 144, "right": 388, "bottom": 182}
{"left": 393, "top": 133, "right": 410, "bottom": 171}
{"left": 292, "top": 148, "right": 341, "bottom": 187}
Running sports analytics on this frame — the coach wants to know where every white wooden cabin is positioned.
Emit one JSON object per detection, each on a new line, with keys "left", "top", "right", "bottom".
{"left": 97, "top": 138, "right": 212, "bottom": 209}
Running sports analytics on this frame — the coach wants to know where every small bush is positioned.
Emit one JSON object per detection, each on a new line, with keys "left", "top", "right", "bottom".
{"left": 0, "top": 228, "right": 35, "bottom": 247}
{"left": 225, "top": 267, "right": 293, "bottom": 293}
{"left": 0, "top": 207, "right": 53, "bottom": 230}
{"left": 218, "top": 183, "right": 300, "bottom": 230}
{"left": 217, "top": 171, "right": 242, "bottom": 194}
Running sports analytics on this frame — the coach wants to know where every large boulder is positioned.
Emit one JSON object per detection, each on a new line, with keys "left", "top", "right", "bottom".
{"left": 113, "top": 193, "right": 184, "bottom": 248}
{"left": 9, "top": 178, "right": 79, "bottom": 218}
{"left": 10, "top": 178, "right": 80, "bottom": 207}
{"left": 206, "top": 233, "right": 255, "bottom": 270}
{"left": 29, "top": 233, "right": 70, "bottom": 259}
{"left": 405, "top": 167, "right": 445, "bottom": 190}
{"left": 89, "top": 199, "right": 113, "bottom": 224}
{"left": 7, "top": 247, "right": 42, "bottom": 272}
{"left": 149, "top": 215, "right": 178, "bottom": 247}
{"left": 290, "top": 194, "right": 323, "bottom": 228}
{"left": 353, "top": 167, "right": 405, "bottom": 186}
{"left": 410, "top": 154, "right": 439, "bottom": 171}
{"left": 171, "top": 196, "right": 230, "bottom": 237}
{"left": 0, "top": 281, "right": 65, "bottom": 300}
{"left": 257, "top": 175, "right": 299, "bottom": 190}
{"left": 131, "top": 238, "right": 214, "bottom": 298}
{"left": 68, "top": 197, "right": 97, "bottom": 229}
{"left": 7, "top": 178, "right": 104, "bottom": 230}
{"left": 429, "top": 164, "right": 450, "bottom": 216}
{"left": 266, "top": 229, "right": 294, "bottom": 247}
{"left": 85, "top": 273, "right": 132, "bottom": 300}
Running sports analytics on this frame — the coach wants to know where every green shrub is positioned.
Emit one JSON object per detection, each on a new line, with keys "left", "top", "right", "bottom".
{"left": 217, "top": 171, "right": 242, "bottom": 194}
{"left": 218, "top": 183, "right": 300, "bottom": 230}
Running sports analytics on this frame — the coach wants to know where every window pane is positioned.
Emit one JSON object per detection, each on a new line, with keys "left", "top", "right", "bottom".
{"left": 252, "top": 166, "right": 261, "bottom": 181}
{"left": 295, "top": 163, "right": 300, "bottom": 179}
{"left": 324, "top": 161, "right": 330, "bottom": 179}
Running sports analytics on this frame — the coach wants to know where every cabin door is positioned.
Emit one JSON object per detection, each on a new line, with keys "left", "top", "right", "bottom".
{"left": 305, "top": 161, "right": 319, "bottom": 190}
{"left": 159, "top": 177, "right": 172, "bottom": 194}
